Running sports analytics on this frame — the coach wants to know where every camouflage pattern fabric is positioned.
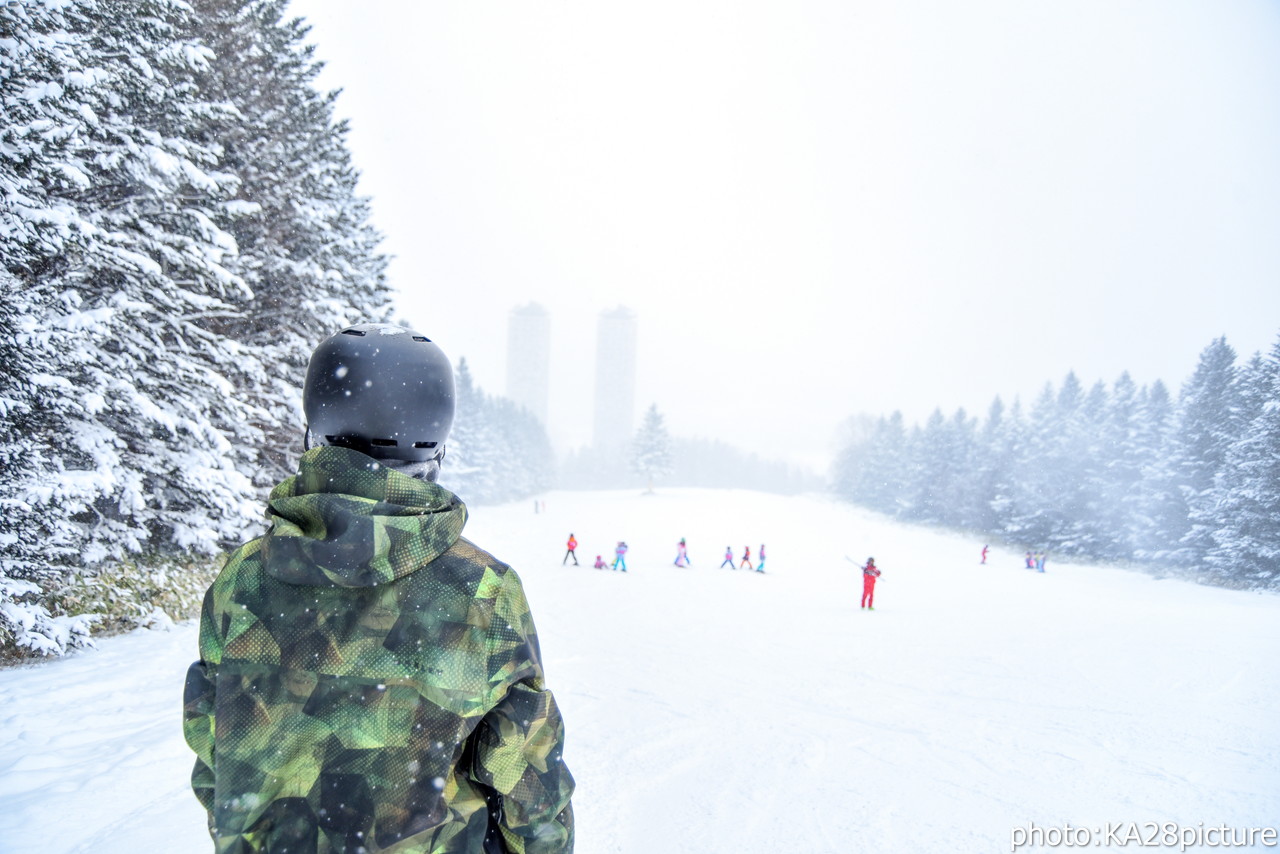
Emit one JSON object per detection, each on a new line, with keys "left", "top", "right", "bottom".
{"left": 183, "top": 446, "right": 574, "bottom": 853}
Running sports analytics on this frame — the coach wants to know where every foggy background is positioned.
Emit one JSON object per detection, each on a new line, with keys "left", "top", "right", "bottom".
{"left": 288, "top": 0, "right": 1280, "bottom": 472}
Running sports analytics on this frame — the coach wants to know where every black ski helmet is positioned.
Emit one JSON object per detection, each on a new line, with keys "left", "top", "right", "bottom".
{"left": 303, "top": 323, "right": 454, "bottom": 462}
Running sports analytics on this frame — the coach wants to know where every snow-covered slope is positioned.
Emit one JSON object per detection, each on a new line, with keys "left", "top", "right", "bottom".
{"left": 2, "top": 488, "right": 1277, "bottom": 853}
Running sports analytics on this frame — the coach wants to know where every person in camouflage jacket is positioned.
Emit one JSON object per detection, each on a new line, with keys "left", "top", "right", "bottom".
{"left": 183, "top": 325, "right": 573, "bottom": 853}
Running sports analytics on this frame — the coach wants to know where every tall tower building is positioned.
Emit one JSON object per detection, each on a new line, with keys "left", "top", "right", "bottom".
{"left": 505, "top": 302, "right": 551, "bottom": 426}
{"left": 592, "top": 306, "right": 637, "bottom": 449}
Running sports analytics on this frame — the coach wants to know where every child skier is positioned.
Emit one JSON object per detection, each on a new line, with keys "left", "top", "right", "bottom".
{"left": 594, "top": 554, "right": 607, "bottom": 570}
{"left": 739, "top": 545, "right": 753, "bottom": 571}
{"left": 981, "top": 544, "right": 989, "bottom": 564}
{"left": 757, "top": 544, "right": 766, "bottom": 572}
{"left": 673, "top": 538, "right": 690, "bottom": 567}
{"left": 861, "top": 557, "right": 881, "bottom": 610}
{"left": 613, "top": 541, "right": 628, "bottom": 572}
{"left": 720, "top": 546, "right": 735, "bottom": 569}
{"left": 563, "top": 532, "right": 579, "bottom": 566}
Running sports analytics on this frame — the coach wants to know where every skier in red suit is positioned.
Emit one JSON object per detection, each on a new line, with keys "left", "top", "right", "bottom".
{"left": 861, "top": 557, "right": 881, "bottom": 610}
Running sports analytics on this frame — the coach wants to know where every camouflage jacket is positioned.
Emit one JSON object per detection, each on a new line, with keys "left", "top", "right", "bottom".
{"left": 183, "top": 446, "right": 574, "bottom": 853}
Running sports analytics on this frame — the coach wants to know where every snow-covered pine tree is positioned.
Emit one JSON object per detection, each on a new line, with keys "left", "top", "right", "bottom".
{"left": 1205, "top": 338, "right": 1280, "bottom": 588}
{"left": 1005, "top": 382, "right": 1060, "bottom": 548}
{"left": 1171, "top": 337, "right": 1240, "bottom": 567}
{"left": 0, "top": 267, "right": 98, "bottom": 657}
{"left": 1064, "top": 379, "right": 1113, "bottom": 557}
{"left": 832, "top": 411, "right": 907, "bottom": 513}
{"left": 0, "top": 0, "right": 101, "bottom": 582}
{"left": 630, "top": 403, "right": 673, "bottom": 493}
{"left": 488, "top": 396, "right": 556, "bottom": 499}
{"left": 1020, "top": 371, "right": 1105, "bottom": 556}
{"left": 905, "top": 408, "right": 959, "bottom": 525}
{"left": 973, "top": 396, "right": 1018, "bottom": 533}
{"left": 188, "top": 0, "right": 392, "bottom": 483}
{"left": 441, "top": 359, "right": 555, "bottom": 504}
{"left": 440, "top": 358, "right": 492, "bottom": 500}
{"left": 944, "top": 408, "right": 981, "bottom": 528}
{"left": 1092, "top": 372, "right": 1144, "bottom": 560}
{"left": 1127, "top": 380, "right": 1181, "bottom": 562}
{"left": 9, "top": 0, "right": 265, "bottom": 564}
{"left": 830, "top": 413, "right": 872, "bottom": 504}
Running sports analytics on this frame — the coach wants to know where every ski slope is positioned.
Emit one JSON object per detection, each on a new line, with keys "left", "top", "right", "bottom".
{"left": 1, "top": 488, "right": 1277, "bottom": 853}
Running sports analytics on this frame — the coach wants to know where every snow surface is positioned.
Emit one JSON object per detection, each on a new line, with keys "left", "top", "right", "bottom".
{"left": 1, "top": 488, "right": 1278, "bottom": 853}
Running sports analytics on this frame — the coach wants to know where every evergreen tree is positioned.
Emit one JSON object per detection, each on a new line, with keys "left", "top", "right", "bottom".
{"left": 840, "top": 411, "right": 907, "bottom": 513}
{"left": 631, "top": 404, "right": 674, "bottom": 492}
{"left": 969, "top": 396, "right": 1006, "bottom": 526}
{"left": 1172, "top": 337, "right": 1240, "bottom": 566}
{"left": 1, "top": 0, "right": 102, "bottom": 582}
{"left": 1127, "top": 380, "right": 1181, "bottom": 561}
{"left": 3, "top": 0, "right": 263, "bottom": 566}
{"left": 1205, "top": 338, "right": 1280, "bottom": 587}
{"left": 189, "top": 0, "right": 392, "bottom": 482}
{"left": 441, "top": 358, "right": 493, "bottom": 499}
{"left": 0, "top": 267, "right": 96, "bottom": 655}
{"left": 904, "top": 408, "right": 976, "bottom": 526}
{"left": 0, "top": 1, "right": 405, "bottom": 657}
{"left": 988, "top": 397, "right": 1026, "bottom": 536}
{"left": 441, "top": 359, "right": 555, "bottom": 504}
{"left": 488, "top": 397, "right": 556, "bottom": 499}
{"left": 945, "top": 408, "right": 980, "bottom": 528}
{"left": 1094, "top": 373, "right": 1144, "bottom": 559}
{"left": 1066, "top": 379, "right": 1112, "bottom": 556}
{"left": 1006, "top": 382, "right": 1059, "bottom": 547}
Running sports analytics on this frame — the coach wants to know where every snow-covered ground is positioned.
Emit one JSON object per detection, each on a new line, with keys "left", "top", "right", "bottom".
{"left": 2, "top": 488, "right": 1277, "bottom": 853}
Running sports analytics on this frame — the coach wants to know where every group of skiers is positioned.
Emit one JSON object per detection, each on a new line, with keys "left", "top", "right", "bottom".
{"left": 979, "top": 543, "right": 1048, "bottom": 572}
{"left": 562, "top": 535, "right": 768, "bottom": 573}
{"left": 562, "top": 534, "right": 631, "bottom": 570}
{"left": 717, "top": 544, "right": 766, "bottom": 572}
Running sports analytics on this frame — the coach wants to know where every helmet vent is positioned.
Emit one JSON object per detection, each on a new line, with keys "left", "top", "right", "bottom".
{"left": 370, "top": 438, "right": 398, "bottom": 447}
{"left": 413, "top": 441, "right": 438, "bottom": 449}
{"left": 341, "top": 328, "right": 367, "bottom": 337}
{"left": 412, "top": 335, "right": 431, "bottom": 343}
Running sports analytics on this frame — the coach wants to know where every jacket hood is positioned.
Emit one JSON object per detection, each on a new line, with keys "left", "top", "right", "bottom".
{"left": 260, "top": 445, "right": 467, "bottom": 588}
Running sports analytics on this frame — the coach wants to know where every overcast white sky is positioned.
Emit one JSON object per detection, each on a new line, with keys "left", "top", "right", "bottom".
{"left": 287, "top": 0, "right": 1280, "bottom": 470}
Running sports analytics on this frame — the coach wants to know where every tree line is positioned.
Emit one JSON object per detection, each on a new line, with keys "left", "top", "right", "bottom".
{"left": 832, "top": 333, "right": 1280, "bottom": 590}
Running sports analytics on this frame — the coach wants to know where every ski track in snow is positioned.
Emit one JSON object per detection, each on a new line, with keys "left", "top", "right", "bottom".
{"left": 1, "top": 488, "right": 1278, "bottom": 853}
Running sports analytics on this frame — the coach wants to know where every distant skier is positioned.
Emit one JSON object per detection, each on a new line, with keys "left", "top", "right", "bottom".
{"left": 593, "top": 554, "right": 607, "bottom": 570}
{"left": 739, "top": 545, "right": 753, "bottom": 571}
{"left": 673, "top": 538, "right": 690, "bottom": 567}
{"left": 861, "top": 557, "right": 881, "bottom": 610}
{"left": 563, "top": 533, "right": 579, "bottom": 566}
{"left": 613, "top": 541, "right": 628, "bottom": 572}
{"left": 1025, "top": 551, "right": 1035, "bottom": 570}
{"left": 981, "top": 544, "right": 989, "bottom": 564}
{"left": 720, "top": 546, "right": 735, "bottom": 569}
{"left": 1035, "top": 551, "right": 1047, "bottom": 573}
{"left": 757, "top": 543, "right": 766, "bottom": 573}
